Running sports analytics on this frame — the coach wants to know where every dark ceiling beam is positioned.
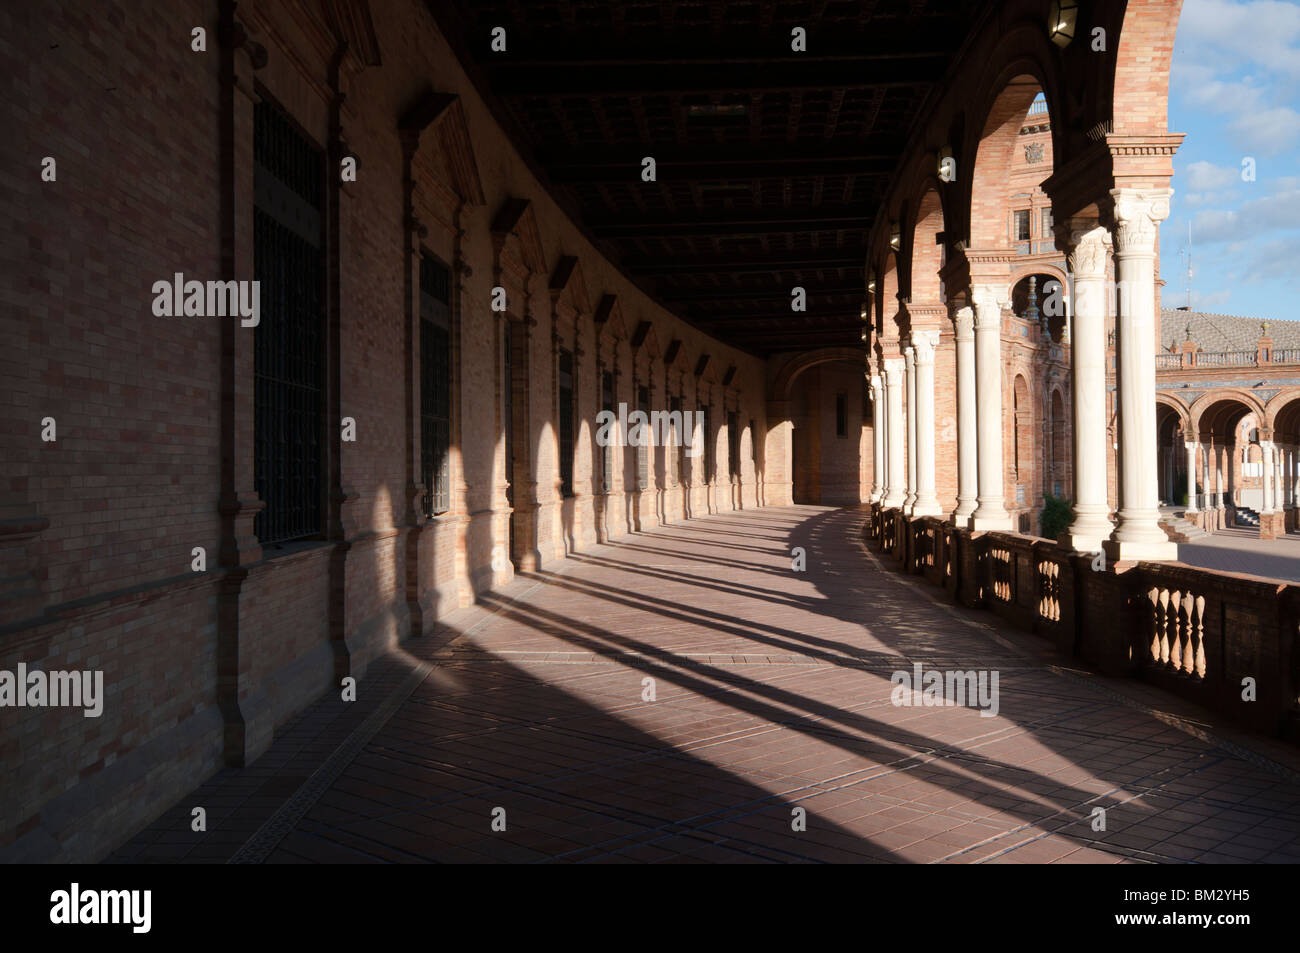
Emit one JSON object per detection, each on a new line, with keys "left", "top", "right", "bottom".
{"left": 657, "top": 283, "right": 864, "bottom": 301}
{"left": 478, "top": 25, "right": 968, "bottom": 64}
{"left": 587, "top": 206, "right": 874, "bottom": 238}
{"left": 486, "top": 57, "right": 948, "bottom": 96}
{"left": 548, "top": 156, "right": 894, "bottom": 183}
{"left": 690, "top": 312, "right": 863, "bottom": 324}
{"left": 628, "top": 248, "right": 866, "bottom": 275}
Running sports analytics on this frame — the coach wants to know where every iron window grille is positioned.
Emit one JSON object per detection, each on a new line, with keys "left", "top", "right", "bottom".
{"left": 636, "top": 385, "right": 650, "bottom": 490}
{"left": 253, "top": 96, "right": 324, "bottom": 547}
{"left": 420, "top": 254, "right": 451, "bottom": 518}
{"left": 670, "top": 395, "right": 683, "bottom": 486}
{"left": 558, "top": 349, "right": 574, "bottom": 497}
{"left": 601, "top": 370, "right": 614, "bottom": 493}
{"left": 728, "top": 411, "right": 740, "bottom": 481}
{"left": 701, "top": 405, "right": 712, "bottom": 483}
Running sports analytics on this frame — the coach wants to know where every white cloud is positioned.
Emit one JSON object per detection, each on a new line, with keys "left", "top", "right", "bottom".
{"left": 1190, "top": 182, "right": 1300, "bottom": 243}
{"left": 1229, "top": 105, "right": 1300, "bottom": 153}
{"left": 1176, "top": 0, "right": 1300, "bottom": 77}
{"left": 1183, "top": 160, "right": 1240, "bottom": 190}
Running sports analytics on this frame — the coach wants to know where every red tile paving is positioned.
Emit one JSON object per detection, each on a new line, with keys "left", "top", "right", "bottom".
{"left": 111, "top": 506, "right": 1300, "bottom": 864}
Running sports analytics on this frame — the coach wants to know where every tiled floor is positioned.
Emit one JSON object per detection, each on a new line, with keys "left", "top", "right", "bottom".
{"left": 111, "top": 506, "right": 1300, "bottom": 863}
{"left": 1176, "top": 527, "right": 1300, "bottom": 583}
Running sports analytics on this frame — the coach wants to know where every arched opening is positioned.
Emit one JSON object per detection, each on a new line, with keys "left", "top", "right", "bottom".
{"left": 790, "top": 358, "right": 869, "bottom": 506}
{"left": 1155, "top": 402, "right": 1186, "bottom": 506}
{"left": 910, "top": 188, "right": 945, "bottom": 306}
{"left": 1048, "top": 388, "right": 1066, "bottom": 497}
{"left": 1012, "top": 374, "right": 1032, "bottom": 509}
{"left": 970, "top": 81, "right": 1052, "bottom": 250}
{"left": 1011, "top": 271, "right": 1067, "bottom": 342}
{"left": 1195, "top": 397, "right": 1264, "bottom": 523}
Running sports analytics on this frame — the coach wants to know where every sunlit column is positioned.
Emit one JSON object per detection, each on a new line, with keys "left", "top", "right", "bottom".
{"left": 1184, "top": 441, "right": 1198, "bottom": 514}
{"left": 869, "top": 372, "right": 884, "bottom": 503}
{"left": 1105, "top": 189, "right": 1177, "bottom": 561}
{"left": 952, "top": 306, "right": 978, "bottom": 523}
{"left": 1215, "top": 444, "right": 1224, "bottom": 509}
{"left": 969, "top": 285, "right": 1011, "bottom": 531}
{"left": 904, "top": 345, "right": 917, "bottom": 514}
{"left": 1261, "top": 440, "right": 1275, "bottom": 515}
{"left": 1060, "top": 224, "right": 1113, "bottom": 551}
{"left": 882, "top": 358, "right": 906, "bottom": 508}
{"left": 911, "top": 330, "right": 941, "bottom": 516}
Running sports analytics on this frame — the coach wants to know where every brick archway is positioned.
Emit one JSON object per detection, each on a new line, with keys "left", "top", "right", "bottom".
{"left": 770, "top": 347, "right": 867, "bottom": 403}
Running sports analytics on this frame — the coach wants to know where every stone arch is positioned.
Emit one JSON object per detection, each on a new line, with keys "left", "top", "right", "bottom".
{"left": 770, "top": 347, "right": 867, "bottom": 403}
{"left": 1105, "top": 0, "right": 1186, "bottom": 137}
{"left": 1189, "top": 389, "right": 1267, "bottom": 437}
{"left": 962, "top": 28, "right": 1068, "bottom": 248}
{"left": 1264, "top": 389, "right": 1300, "bottom": 434}
{"left": 907, "top": 187, "right": 947, "bottom": 306}
{"left": 874, "top": 252, "right": 902, "bottom": 347}
{"left": 1155, "top": 393, "right": 1191, "bottom": 432}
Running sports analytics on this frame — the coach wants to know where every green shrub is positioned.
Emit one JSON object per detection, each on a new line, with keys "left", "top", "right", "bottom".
{"left": 1040, "top": 494, "right": 1073, "bottom": 540}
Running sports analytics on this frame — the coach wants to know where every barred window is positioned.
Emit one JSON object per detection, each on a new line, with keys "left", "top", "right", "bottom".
{"left": 727, "top": 411, "right": 740, "bottom": 481}
{"left": 420, "top": 254, "right": 451, "bottom": 517}
{"left": 253, "top": 97, "right": 324, "bottom": 547}
{"left": 701, "top": 405, "right": 712, "bottom": 483}
{"left": 670, "top": 395, "right": 682, "bottom": 486}
{"left": 601, "top": 370, "right": 614, "bottom": 493}
{"left": 636, "top": 385, "right": 650, "bottom": 491}
{"left": 558, "top": 349, "right": 574, "bottom": 497}
{"left": 836, "top": 393, "right": 847, "bottom": 438}
{"left": 1013, "top": 209, "right": 1031, "bottom": 242}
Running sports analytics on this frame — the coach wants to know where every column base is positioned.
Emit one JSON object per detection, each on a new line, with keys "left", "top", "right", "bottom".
{"left": 1059, "top": 532, "right": 1107, "bottom": 554}
{"left": 1103, "top": 538, "right": 1178, "bottom": 562}
{"left": 969, "top": 513, "right": 1012, "bottom": 532}
{"left": 912, "top": 502, "right": 942, "bottom": 517}
{"left": 881, "top": 495, "right": 905, "bottom": 509}
{"left": 951, "top": 500, "right": 977, "bottom": 524}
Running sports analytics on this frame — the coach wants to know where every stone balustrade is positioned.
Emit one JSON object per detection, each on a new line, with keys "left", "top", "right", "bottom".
{"left": 867, "top": 502, "right": 1300, "bottom": 741}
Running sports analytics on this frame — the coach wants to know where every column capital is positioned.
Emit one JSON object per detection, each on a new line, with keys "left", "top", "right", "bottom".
{"left": 1184, "top": 440, "right": 1198, "bottom": 451}
{"left": 882, "top": 356, "right": 904, "bottom": 382}
{"left": 970, "top": 286, "right": 1004, "bottom": 330}
{"left": 911, "top": 329, "right": 940, "bottom": 364}
{"left": 869, "top": 373, "right": 882, "bottom": 391}
{"left": 1065, "top": 223, "right": 1111, "bottom": 280}
{"left": 951, "top": 306, "right": 974, "bottom": 341}
{"left": 903, "top": 345, "right": 915, "bottom": 363}
{"left": 1110, "top": 187, "right": 1172, "bottom": 257}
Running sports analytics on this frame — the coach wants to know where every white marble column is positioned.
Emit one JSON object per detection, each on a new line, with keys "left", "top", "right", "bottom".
{"left": 952, "top": 306, "right": 978, "bottom": 523}
{"left": 911, "top": 330, "right": 941, "bottom": 516}
{"left": 1061, "top": 225, "right": 1113, "bottom": 551}
{"left": 969, "top": 286, "right": 1011, "bottom": 531}
{"left": 882, "top": 358, "right": 906, "bottom": 507}
{"left": 1105, "top": 189, "right": 1178, "bottom": 561}
{"left": 1215, "top": 443, "right": 1225, "bottom": 509}
{"left": 1262, "top": 440, "right": 1276, "bottom": 514}
{"left": 869, "top": 373, "right": 884, "bottom": 503}
{"left": 1274, "top": 444, "right": 1285, "bottom": 512}
{"left": 903, "top": 345, "right": 917, "bottom": 514}
{"left": 1184, "top": 441, "right": 1199, "bottom": 514}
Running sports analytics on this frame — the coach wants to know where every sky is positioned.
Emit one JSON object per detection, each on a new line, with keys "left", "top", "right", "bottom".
{"left": 1161, "top": 0, "right": 1300, "bottom": 320}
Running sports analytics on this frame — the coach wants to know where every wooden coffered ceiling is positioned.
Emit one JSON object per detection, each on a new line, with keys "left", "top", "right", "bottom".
{"left": 428, "top": 0, "right": 989, "bottom": 356}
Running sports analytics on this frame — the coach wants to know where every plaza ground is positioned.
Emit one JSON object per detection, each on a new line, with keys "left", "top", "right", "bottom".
{"left": 112, "top": 507, "right": 1300, "bottom": 864}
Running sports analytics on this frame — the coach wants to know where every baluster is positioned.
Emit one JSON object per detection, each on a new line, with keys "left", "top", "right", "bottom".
{"left": 1158, "top": 589, "right": 1172, "bottom": 666}
{"left": 1193, "top": 595, "right": 1206, "bottom": 679}
{"left": 1180, "top": 592, "right": 1196, "bottom": 674}
{"left": 1148, "top": 587, "right": 1161, "bottom": 663}
{"left": 1169, "top": 589, "right": 1183, "bottom": 670}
